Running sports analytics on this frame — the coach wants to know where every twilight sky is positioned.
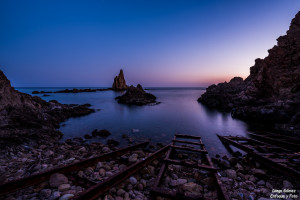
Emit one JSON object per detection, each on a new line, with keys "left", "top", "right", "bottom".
{"left": 0, "top": 0, "right": 299, "bottom": 87}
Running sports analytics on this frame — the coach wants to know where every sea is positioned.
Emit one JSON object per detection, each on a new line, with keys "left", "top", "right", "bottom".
{"left": 17, "top": 87, "right": 252, "bottom": 155}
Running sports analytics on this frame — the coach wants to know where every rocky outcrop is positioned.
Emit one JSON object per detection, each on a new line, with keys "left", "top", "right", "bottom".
{"left": 198, "top": 11, "right": 300, "bottom": 129}
{"left": 115, "top": 84, "right": 157, "bottom": 105}
{"left": 0, "top": 70, "right": 94, "bottom": 146}
{"left": 32, "top": 88, "right": 110, "bottom": 94}
{"left": 112, "top": 69, "right": 128, "bottom": 90}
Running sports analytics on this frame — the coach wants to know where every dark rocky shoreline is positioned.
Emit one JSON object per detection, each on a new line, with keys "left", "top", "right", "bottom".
{"left": 0, "top": 70, "right": 95, "bottom": 147}
{"left": 198, "top": 12, "right": 300, "bottom": 134}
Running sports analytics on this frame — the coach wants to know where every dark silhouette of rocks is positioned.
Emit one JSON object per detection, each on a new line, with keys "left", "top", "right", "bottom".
{"left": 0, "top": 70, "right": 94, "bottom": 146}
{"left": 198, "top": 11, "right": 300, "bottom": 131}
{"left": 32, "top": 88, "right": 110, "bottom": 94}
{"left": 115, "top": 84, "right": 157, "bottom": 105}
{"left": 112, "top": 69, "right": 128, "bottom": 90}
{"left": 91, "top": 129, "right": 111, "bottom": 137}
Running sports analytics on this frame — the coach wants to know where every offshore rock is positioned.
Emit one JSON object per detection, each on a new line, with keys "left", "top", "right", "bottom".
{"left": 115, "top": 84, "right": 157, "bottom": 105}
{"left": 198, "top": 12, "right": 300, "bottom": 130}
{"left": 0, "top": 70, "right": 94, "bottom": 147}
{"left": 112, "top": 69, "right": 128, "bottom": 90}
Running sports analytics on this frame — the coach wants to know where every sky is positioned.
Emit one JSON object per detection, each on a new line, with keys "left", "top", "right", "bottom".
{"left": 0, "top": 0, "right": 299, "bottom": 87}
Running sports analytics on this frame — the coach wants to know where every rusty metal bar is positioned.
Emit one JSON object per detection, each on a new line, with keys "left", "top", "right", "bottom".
{"left": 164, "top": 158, "right": 216, "bottom": 171}
{"left": 218, "top": 135, "right": 300, "bottom": 182}
{"left": 172, "top": 139, "right": 204, "bottom": 146}
{"left": 67, "top": 174, "right": 96, "bottom": 188}
{"left": 0, "top": 142, "right": 149, "bottom": 196}
{"left": 150, "top": 135, "right": 229, "bottom": 200}
{"left": 149, "top": 137, "right": 174, "bottom": 200}
{"left": 175, "top": 134, "right": 201, "bottom": 139}
{"left": 171, "top": 145, "right": 208, "bottom": 153}
{"left": 248, "top": 133, "right": 300, "bottom": 151}
{"left": 252, "top": 131, "right": 300, "bottom": 141}
{"left": 73, "top": 144, "right": 170, "bottom": 200}
{"left": 201, "top": 138, "right": 229, "bottom": 200}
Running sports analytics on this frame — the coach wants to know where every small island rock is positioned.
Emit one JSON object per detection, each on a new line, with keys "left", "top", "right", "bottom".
{"left": 115, "top": 84, "right": 157, "bottom": 105}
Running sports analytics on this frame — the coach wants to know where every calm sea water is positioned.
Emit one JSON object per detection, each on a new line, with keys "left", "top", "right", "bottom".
{"left": 17, "top": 87, "right": 250, "bottom": 155}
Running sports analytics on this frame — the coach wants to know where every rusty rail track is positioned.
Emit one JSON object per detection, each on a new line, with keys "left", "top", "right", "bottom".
{"left": 248, "top": 132, "right": 300, "bottom": 151}
{"left": 73, "top": 144, "right": 170, "bottom": 200}
{"left": 0, "top": 141, "right": 149, "bottom": 197}
{"left": 150, "top": 134, "right": 229, "bottom": 200}
{"left": 217, "top": 135, "right": 300, "bottom": 181}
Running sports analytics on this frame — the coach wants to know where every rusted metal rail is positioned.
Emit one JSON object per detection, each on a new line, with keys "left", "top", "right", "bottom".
{"left": 73, "top": 144, "right": 170, "bottom": 200}
{"left": 150, "top": 134, "right": 229, "bottom": 200}
{"left": 217, "top": 135, "right": 300, "bottom": 181}
{"left": 0, "top": 141, "right": 149, "bottom": 197}
{"left": 248, "top": 132, "right": 300, "bottom": 151}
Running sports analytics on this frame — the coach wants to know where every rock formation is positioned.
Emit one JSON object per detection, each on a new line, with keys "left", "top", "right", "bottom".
{"left": 112, "top": 69, "right": 128, "bottom": 90}
{"left": 0, "top": 70, "right": 94, "bottom": 146}
{"left": 198, "top": 11, "right": 300, "bottom": 131}
{"left": 115, "top": 84, "right": 157, "bottom": 105}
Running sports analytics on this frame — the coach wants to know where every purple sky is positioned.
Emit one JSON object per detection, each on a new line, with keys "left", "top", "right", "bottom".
{"left": 0, "top": 0, "right": 299, "bottom": 87}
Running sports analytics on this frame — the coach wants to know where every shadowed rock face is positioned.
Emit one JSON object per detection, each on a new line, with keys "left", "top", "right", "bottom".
{"left": 0, "top": 70, "right": 94, "bottom": 146}
{"left": 112, "top": 69, "right": 128, "bottom": 90}
{"left": 115, "top": 84, "right": 157, "bottom": 105}
{"left": 198, "top": 11, "right": 300, "bottom": 129}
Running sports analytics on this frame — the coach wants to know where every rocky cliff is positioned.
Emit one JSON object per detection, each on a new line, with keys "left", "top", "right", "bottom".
{"left": 0, "top": 70, "right": 94, "bottom": 146}
{"left": 112, "top": 69, "right": 128, "bottom": 90}
{"left": 198, "top": 11, "right": 300, "bottom": 130}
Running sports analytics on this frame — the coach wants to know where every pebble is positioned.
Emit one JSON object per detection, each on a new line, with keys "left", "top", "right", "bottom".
{"left": 128, "top": 154, "right": 138, "bottom": 162}
{"left": 257, "top": 180, "right": 265, "bottom": 186}
{"left": 102, "top": 147, "right": 110, "bottom": 153}
{"left": 40, "top": 189, "right": 52, "bottom": 198}
{"left": 58, "top": 184, "right": 71, "bottom": 192}
{"left": 129, "top": 176, "right": 137, "bottom": 185}
{"left": 117, "top": 189, "right": 126, "bottom": 196}
{"left": 283, "top": 180, "right": 293, "bottom": 188}
{"left": 84, "top": 167, "right": 94, "bottom": 175}
{"left": 225, "top": 169, "right": 237, "bottom": 179}
{"left": 49, "top": 173, "right": 68, "bottom": 187}
{"left": 99, "top": 168, "right": 106, "bottom": 176}
{"left": 251, "top": 169, "right": 266, "bottom": 177}
{"left": 106, "top": 171, "right": 113, "bottom": 177}
{"left": 49, "top": 191, "right": 61, "bottom": 200}
{"left": 59, "top": 194, "right": 74, "bottom": 200}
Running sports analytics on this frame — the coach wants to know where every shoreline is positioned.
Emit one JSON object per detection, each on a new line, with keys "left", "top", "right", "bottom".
{"left": 1, "top": 136, "right": 299, "bottom": 200}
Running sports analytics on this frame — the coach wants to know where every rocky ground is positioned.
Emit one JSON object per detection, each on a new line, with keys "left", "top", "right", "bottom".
{"left": 212, "top": 152, "right": 300, "bottom": 200}
{"left": 2, "top": 135, "right": 299, "bottom": 200}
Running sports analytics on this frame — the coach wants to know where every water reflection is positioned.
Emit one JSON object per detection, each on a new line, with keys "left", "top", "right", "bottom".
{"left": 17, "top": 87, "right": 250, "bottom": 155}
